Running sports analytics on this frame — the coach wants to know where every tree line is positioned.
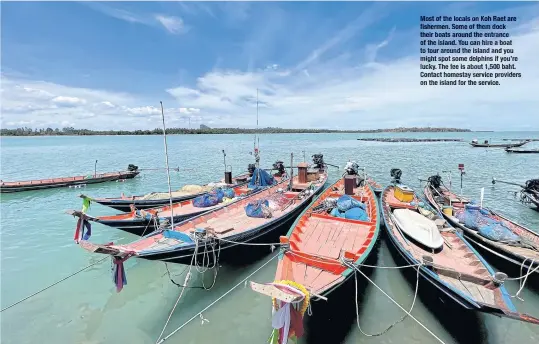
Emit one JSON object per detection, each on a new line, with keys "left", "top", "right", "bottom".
{"left": 0, "top": 126, "right": 471, "bottom": 136}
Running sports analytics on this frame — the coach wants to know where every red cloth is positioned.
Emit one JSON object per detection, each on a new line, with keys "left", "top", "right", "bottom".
{"left": 289, "top": 307, "right": 304, "bottom": 338}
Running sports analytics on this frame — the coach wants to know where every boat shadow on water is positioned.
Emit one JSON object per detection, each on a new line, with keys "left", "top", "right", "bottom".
{"left": 302, "top": 235, "right": 382, "bottom": 344}
{"left": 383, "top": 229, "right": 488, "bottom": 344}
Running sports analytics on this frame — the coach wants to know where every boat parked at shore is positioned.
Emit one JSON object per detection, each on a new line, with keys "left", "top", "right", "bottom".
{"left": 250, "top": 174, "right": 380, "bottom": 344}
{"left": 382, "top": 169, "right": 539, "bottom": 324}
{"left": 424, "top": 175, "right": 539, "bottom": 272}
{"left": 0, "top": 164, "right": 140, "bottom": 193}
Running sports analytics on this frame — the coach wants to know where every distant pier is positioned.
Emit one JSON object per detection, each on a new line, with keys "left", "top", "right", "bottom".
{"left": 356, "top": 138, "right": 463, "bottom": 143}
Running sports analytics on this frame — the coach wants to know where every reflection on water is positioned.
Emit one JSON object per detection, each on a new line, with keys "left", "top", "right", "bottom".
{"left": 1, "top": 132, "right": 538, "bottom": 343}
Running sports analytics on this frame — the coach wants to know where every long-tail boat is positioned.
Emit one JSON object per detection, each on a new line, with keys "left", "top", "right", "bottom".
{"left": 382, "top": 169, "right": 539, "bottom": 324}
{"left": 469, "top": 139, "right": 529, "bottom": 148}
{"left": 0, "top": 165, "right": 139, "bottom": 193}
{"left": 249, "top": 174, "right": 380, "bottom": 344}
{"left": 66, "top": 183, "right": 261, "bottom": 236}
{"left": 80, "top": 169, "right": 253, "bottom": 212}
{"left": 424, "top": 175, "right": 539, "bottom": 272}
{"left": 77, "top": 159, "right": 328, "bottom": 282}
{"left": 505, "top": 148, "right": 539, "bottom": 154}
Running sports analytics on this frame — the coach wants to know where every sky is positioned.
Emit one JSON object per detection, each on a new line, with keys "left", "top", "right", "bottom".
{"left": 1, "top": 1, "right": 539, "bottom": 131}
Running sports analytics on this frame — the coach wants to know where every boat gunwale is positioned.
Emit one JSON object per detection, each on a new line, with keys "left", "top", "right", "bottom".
{"left": 381, "top": 184, "right": 518, "bottom": 313}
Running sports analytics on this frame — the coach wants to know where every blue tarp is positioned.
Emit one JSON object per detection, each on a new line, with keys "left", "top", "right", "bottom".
{"left": 193, "top": 194, "right": 220, "bottom": 207}
{"left": 336, "top": 195, "right": 366, "bottom": 212}
{"left": 222, "top": 187, "right": 235, "bottom": 199}
{"left": 245, "top": 199, "right": 270, "bottom": 218}
{"left": 456, "top": 203, "right": 520, "bottom": 242}
{"left": 248, "top": 168, "right": 275, "bottom": 188}
{"left": 163, "top": 230, "right": 194, "bottom": 243}
{"left": 344, "top": 207, "right": 369, "bottom": 221}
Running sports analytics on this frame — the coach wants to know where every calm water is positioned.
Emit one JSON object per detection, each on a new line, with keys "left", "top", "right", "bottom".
{"left": 1, "top": 132, "right": 538, "bottom": 344}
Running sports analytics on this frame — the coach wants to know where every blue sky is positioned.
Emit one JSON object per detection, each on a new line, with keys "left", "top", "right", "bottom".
{"left": 1, "top": 1, "right": 539, "bottom": 130}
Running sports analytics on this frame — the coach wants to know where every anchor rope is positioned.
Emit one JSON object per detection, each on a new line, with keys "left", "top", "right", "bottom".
{"left": 350, "top": 261, "right": 421, "bottom": 336}
{"left": 507, "top": 258, "right": 538, "bottom": 301}
{"left": 344, "top": 261, "right": 447, "bottom": 344}
{"left": 0, "top": 256, "right": 109, "bottom": 312}
{"left": 156, "top": 252, "right": 280, "bottom": 344}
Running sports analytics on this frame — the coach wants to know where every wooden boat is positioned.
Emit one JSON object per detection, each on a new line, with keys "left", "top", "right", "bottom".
{"left": 78, "top": 163, "right": 329, "bottom": 268}
{"left": 469, "top": 139, "right": 529, "bottom": 148}
{"left": 66, "top": 183, "right": 260, "bottom": 236}
{"left": 505, "top": 148, "right": 539, "bottom": 154}
{"left": 0, "top": 165, "right": 139, "bottom": 193}
{"left": 249, "top": 177, "right": 380, "bottom": 344}
{"left": 81, "top": 172, "right": 252, "bottom": 212}
{"left": 382, "top": 172, "right": 539, "bottom": 324}
{"left": 424, "top": 176, "right": 539, "bottom": 272}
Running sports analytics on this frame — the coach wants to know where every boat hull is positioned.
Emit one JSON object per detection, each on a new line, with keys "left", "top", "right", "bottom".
{"left": 89, "top": 178, "right": 250, "bottom": 212}
{"left": 0, "top": 171, "right": 139, "bottom": 193}
{"left": 137, "top": 181, "right": 327, "bottom": 264}
{"left": 423, "top": 185, "right": 539, "bottom": 273}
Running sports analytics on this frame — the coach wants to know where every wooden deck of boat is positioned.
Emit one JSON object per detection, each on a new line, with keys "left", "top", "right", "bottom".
{"left": 116, "top": 174, "right": 328, "bottom": 253}
{"left": 383, "top": 186, "right": 507, "bottom": 309}
{"left": 275, "top": 180, "right": 378, "bottom": 295}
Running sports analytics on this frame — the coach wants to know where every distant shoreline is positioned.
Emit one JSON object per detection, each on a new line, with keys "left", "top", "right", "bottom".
{"left": 1, "top": 127, "right": 475, "bottom": 137}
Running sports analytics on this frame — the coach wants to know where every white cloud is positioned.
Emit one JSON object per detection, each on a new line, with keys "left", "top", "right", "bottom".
{"left": 52, "top": 96, "right": 87, "bottom": 107}
{"left": 154, "top": 15, "right": 188, "bottom": 34}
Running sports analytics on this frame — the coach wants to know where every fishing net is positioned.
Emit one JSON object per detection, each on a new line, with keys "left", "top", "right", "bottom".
{"left": 245, "top": 199, "right": 272, "bottom": 218}
{"left": 222, "top": 187, "right": 235, "bottom": 199}
{"left": 193, "top": 194, "right": 220, "bottom": 208}
{"left": 455, "top": 203, "right": 520, "bottom": 243}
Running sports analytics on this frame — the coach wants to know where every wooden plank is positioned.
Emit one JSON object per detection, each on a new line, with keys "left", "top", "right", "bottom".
{"left": 250, "top": 282, "right": 303, "bottom": 302}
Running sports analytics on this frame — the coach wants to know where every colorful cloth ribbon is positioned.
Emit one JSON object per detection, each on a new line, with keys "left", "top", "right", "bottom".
{"left": 111, "top": 254, "right": 133, "bottom": 292}
{"left": 74, "top": 216, "right": 92, "bottom": 243}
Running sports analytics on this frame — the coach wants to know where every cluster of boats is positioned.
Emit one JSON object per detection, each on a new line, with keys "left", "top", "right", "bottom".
{"left": 57, "top": 152, "right": 539, "bottom": 343}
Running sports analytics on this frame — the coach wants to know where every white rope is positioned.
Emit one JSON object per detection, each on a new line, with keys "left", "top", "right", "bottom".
{"left": 507, "top": 258, "right": 538, "bottom": 301}
{"left": 347, "top": 262, "right": 447, "bottom": 344}
{"left": 1, "top": 256, "right": 109, "bottom": 312}
{"left": 352, "top": 263, "right": 421, "bottom": 336}
{"left": 156, "top": 252, "right": 280, "bottom": 344}
{"left": 155, "top": 240, "right": 198, "bottom": 343}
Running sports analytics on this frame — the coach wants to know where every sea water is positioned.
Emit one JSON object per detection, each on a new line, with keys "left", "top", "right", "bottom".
{"left": 1, "top": 132, "right": 538, "bottom": 343}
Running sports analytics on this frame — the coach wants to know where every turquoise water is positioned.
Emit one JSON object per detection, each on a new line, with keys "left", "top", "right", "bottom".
{"left": 1, "top": 132, "right": 538, "bottom": 344}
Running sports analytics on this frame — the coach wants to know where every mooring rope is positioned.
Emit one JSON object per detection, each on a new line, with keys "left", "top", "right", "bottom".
{"left": 507, "top": 258, "right": 538, "bottom": 301}
{"left": 0, "top": 256, "right": 109, "bottom": 312}
{"left": 345, "top": 262, "right": 447, "bottom": 344}
{"left": 156, "top": 252, "right": 280, "bottom": 344}
{"left": 350, "top": 262, "right": 421, "bottom": 337}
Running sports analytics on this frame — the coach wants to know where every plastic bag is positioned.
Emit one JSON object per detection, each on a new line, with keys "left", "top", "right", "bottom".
{"left": 245, "top": 200, "right": 272, "bottom": 218}
{"left": 336, "top": 195, "right": 366, "bottom": 212}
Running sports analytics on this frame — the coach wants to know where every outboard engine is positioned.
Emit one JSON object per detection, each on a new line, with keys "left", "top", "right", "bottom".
{"left": 272, "top": 161, "right": 286, "bottom": 176}
{"left": 344, "top": 161, "right": 359, "bottom": 176}
{"left": 248, "top": 164, "right": 256, "bottom": 176}
{"left": 428, "top": 174, "right": 442, "bottom": 189}
{"left": 312, "top": 154, "right": 324, "bottom": 168}
{"left": 390, "top": 168, "right": 402, "bottom": 184}
{"left": 127, "top": 164, "right": 139, "bottom": 172}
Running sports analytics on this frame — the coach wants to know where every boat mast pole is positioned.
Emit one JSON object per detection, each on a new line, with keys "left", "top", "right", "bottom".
{"left": 160, "top": 101, "right": 175, "bottom": 228}
{"left": 94, "top": 160, "right": 98, "bottom": 178}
